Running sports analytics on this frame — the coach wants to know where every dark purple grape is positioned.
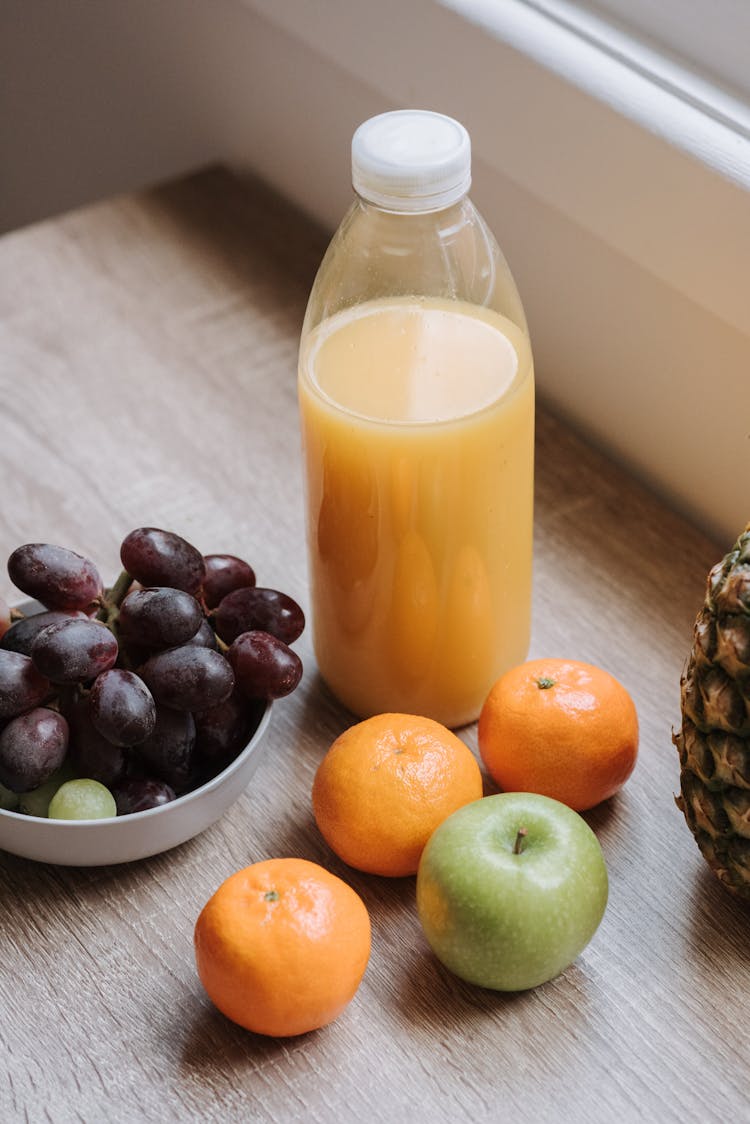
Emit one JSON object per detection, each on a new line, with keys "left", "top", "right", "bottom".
{"left": 213, "top": 587, "right": 305, "bottom": 646}
{"left": 88, "top": 669, "right": 156, "bottom": 747}
{"left": 65, "top": 698, "right": 126, "bottom": 786}
{"left": 183, "top": 617, "right": 218, "bottom": 650}
{"left": 118, "top": 638, "right": 153, "bottom": 669}
{"left": 31, "top": 618, "right": 118, "bottom": 684}
{"left": 133, "top": 705, "right": 196, "bottom": 793}
{"left": 228, "top": 630, "right": 302, "bottom": 700}
{"left": 194, "top": 690, "right": 265, "bottom": 764}
{"left": 0, "top": 596, "right": 10, "bottom": 642}
{"left": 120, "top": 527, "right": 205, "bottom": 595}
{"left": 1, "top": 609, "right": 87, "bottom": 655}
{"left": 0, "top": 707, "right": 69, "bottom": 792}
{"left": 139, "top": 646, "right": 234, "bottom": 711}
{"left": 112, "top": 777, "right": 177, "bottom": 815}
{"left": 0, "top": 650, "right": 51, "bottom": 718}
{"left": 118, "top": 587, "right": 203, "bottom": 650}
{"left": 201, "top": 554, "right": 256, "bottom": 610}
{"left": 8, "top": 543, "right": 102, "bottom": 610}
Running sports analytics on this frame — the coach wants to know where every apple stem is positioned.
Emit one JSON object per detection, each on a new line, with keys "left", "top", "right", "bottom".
{"left": 513, "top": 827, "right": 528, "bottom": 855}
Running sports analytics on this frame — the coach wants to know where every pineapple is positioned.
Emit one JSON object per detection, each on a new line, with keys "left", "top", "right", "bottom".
{"left": 674, "top": 525, "right": 750, "bottom": 898}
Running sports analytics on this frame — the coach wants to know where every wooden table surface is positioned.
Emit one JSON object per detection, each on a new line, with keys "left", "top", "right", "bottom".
{"left": 0, "top": 168, "right": 747, "bottom": 1124}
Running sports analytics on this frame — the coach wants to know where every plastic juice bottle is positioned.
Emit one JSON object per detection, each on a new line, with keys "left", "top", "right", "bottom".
{"left": 298, "top": 110, "right": 534, "bottom": 728}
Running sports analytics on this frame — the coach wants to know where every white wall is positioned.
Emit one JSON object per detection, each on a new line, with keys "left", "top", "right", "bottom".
{"left": 1, "top": 0, "right": 747, "bottom": 543}
{"left": 1, "top": 0, "right": 226, "bottom": 232}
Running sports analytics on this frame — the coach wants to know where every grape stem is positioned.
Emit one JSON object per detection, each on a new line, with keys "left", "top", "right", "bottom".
{"left": 104, "top": 570, "right": 134, "bottom": 612}
{"left": 96, "top": 569, "right": 133, "bottom": 624}
{"left": 95, "top": 570, "right": 134, "bottom": 664}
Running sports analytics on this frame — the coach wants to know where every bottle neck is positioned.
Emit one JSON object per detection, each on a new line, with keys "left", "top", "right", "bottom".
{"left": 353, "top": 190, "right": 471, "bottom": 220}
{"left": 302, "top": 187, "right": 527, "bottom": 337}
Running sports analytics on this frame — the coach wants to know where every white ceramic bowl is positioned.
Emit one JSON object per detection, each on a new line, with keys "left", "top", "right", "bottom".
{"left": 0, "top": 601, "right": 272, "bottom": 865}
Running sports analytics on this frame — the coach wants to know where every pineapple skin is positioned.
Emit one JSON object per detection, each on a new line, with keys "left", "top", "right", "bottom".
{"left": 674, "top": 526, "right": 750, "bottom": 899}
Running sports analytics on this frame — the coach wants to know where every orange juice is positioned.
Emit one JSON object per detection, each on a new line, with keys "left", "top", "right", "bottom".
{"left": 298, "top": 295, "right": 534, "bottom": 728}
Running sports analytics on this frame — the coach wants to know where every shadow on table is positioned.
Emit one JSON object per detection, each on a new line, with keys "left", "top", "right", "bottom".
{"left": 387, "top": 929, "right": 599, "bottom": 1052}
{"left": 582, "top": 793, "right": 626, "bottom": 848}
{"left": 686, "top": 864, "right": 750, "bottom": 968}
{"left": 0, "top": 846, "right": 171, "bottom": 916}
{"left": 179, "top": 999, "right": 317, "bottom": 1076}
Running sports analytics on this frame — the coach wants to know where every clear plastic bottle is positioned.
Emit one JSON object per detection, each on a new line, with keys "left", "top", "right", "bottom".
{"left": 298, "top": 110, "right": 534, "bottom": 728}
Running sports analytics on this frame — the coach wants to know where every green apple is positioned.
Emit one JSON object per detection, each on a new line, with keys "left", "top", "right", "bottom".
{"left": 416, "top": 792, "right": 608, "bottom": 991}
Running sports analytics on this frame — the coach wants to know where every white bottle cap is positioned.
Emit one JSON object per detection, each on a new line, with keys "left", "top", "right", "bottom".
{"left": 351, "top": 110, "right": 471, "bottom": 212}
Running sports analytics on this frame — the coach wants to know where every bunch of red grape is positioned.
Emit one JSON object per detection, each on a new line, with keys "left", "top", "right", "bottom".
{"left": 0, "top": 528, "right": 304, "bottom": 818}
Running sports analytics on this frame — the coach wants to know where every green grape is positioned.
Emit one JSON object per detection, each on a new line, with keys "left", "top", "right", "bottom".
{"left": 47, "top": 778, "right": 116, "bottom": 821}
{"left": 0, "top": 782, "right": 19, "bottom": 811}
{"left": 18, "top": 761, "right": 76, "bottom": 817}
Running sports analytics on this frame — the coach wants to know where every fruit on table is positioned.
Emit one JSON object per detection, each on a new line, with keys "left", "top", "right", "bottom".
{"left": 312, "top": 713, "right": 484, "bottom": 877}
{"left": 31, "top": 617, "right": 119, "bottom": 684}
{"left": 8, "top": 543, "right": 103, "bottom": 610}
{"left": 194, "top": 691, "right": 265, "bottom": 764}
{"left": 228, "top": 630, "right": 302, "bottom": 700}
{"left": 117, "top": 587, "right": 204, "bottom": 649}
{"left": 416, "top": 792, "right": 609, "bottom": 991}
{"left": 120, "top": 527, "right": 206, "bottom": 595}
{"left": 478, "top": 658, "right": 639, "bottom": 811}
{"left": 140, "top": 646, "right": 235, "bottom": 712}
{"left": 183, "top": 618, "right": 219, "bottom": 650}
{"left": 88, "top": 668, "right": 156, "bottom": 747}
{"left": 47, "top": 778, "right": 117, "bottom": 820}
{"left": 0, "top": 708, "right": 69, "bottom": 791}
{"left": 1, "top": 609, "right": 87, "bottom": 655}
{"left": 0, "top": 526, "right": 305, "bottom": 818}
{"left": 212, "top": 586, "right": 305, "bottom": 645}
{"left": 17, "top": 761, "right": 76, "bottom": 817}
{"left": 0, "top": 595, "right": 10, "bottom": 641}
{"left": 202, "top": 554, "right": 256, "bottom": 610}
{"left": 66, "top": 698, "right": 127, "bottom": 786}
{"left": 136, "top": 705, "right": 197, "bottom": 793}
{"left": 0, "top": 650, "right": 51, "bottom": 718}
{"left": 674, "top": 525, "right": 750, "bottom": 898}
{"left": 111, "top": 777, "right": 177, "bottom": 815}
{"left": 194, "top": 857, "right": 371, "bottom": 1037}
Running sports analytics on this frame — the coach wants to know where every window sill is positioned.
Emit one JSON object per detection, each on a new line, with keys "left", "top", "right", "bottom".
{"left": 12, "top": 0, "right": 739, "bottom": 538}
{"left": 243, "top": 0, "right": 749, "bottom": 340}
{"left": 238, "top": 0, "right": 749, "bottom": 542}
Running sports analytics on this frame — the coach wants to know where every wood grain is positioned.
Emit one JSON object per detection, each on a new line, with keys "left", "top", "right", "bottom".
{"left": 0, "top": 168, "right": 746, "bottom": 1124}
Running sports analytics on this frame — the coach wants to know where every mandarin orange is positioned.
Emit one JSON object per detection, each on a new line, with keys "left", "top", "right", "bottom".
{"left": 194, "top": 857, "right": 371, "bottom": 1037}
{"left": 478, "top": 658, "right": 638, "bottom": 811}
{"left": 312, "top": 713, "right": 483, "bottom": 877}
